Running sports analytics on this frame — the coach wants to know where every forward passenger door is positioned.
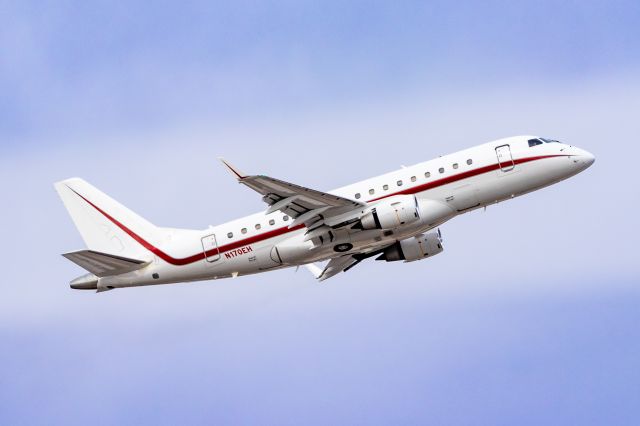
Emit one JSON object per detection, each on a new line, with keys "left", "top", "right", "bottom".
{"left": 495, "top": 144, "right": 515, "bottom": 172}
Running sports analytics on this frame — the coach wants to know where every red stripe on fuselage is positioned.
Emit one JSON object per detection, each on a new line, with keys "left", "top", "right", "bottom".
{"left": 68, "top": 187, "right": 304, "bottom": 265}
{"left": 369, "top": 155, "right": 563, "bottom": 202}
{"left": 69, "top": 154, "right": 566, "bottom": 266}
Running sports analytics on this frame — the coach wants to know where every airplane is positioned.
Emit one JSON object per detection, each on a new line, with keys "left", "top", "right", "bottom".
{"left": 55, "top": 135, "right": 594, "bottom": 292}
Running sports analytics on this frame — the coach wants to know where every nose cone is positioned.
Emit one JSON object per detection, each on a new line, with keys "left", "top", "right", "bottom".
{"left": 571, "top": 148, "right": 595, "bottom": 171}
{"left": 70, "top": 273, "right": 98, "bottom": 290}
{"left": 583, "top": 151, "right": 596, "bottom": 167}
{"left": 579, "top": 150, "right": 596, "bottom": 169}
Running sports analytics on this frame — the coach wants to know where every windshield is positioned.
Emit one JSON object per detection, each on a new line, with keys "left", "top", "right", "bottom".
{"left": 540, "top": 137, "right": 561, "bottom": 143}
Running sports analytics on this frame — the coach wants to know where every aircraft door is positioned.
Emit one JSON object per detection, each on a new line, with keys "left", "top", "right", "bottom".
{"left": 201, "top": 234, "right": 220, "bottom": 262}
{"left": 495, "top": 144, "right": 515, "bottom": 172}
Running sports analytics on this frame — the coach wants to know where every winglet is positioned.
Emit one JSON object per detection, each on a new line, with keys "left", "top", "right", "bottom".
{"left": 304, "top": 263, "right": 323, "bottom": 280}
{"left": 219, "top": 158, "right": 247, "bottom": 180}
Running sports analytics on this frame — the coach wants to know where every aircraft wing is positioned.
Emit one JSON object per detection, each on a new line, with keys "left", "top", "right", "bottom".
{"left": 220, "top": 158, "right": 364, "bottom": 229}
{"left": 316, "top": 255, "right": 361, "bottom": 281}
{"left": 306, "top": 248, "right": 387, "bottom": 282}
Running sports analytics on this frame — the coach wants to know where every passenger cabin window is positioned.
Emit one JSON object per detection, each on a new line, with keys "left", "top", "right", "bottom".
{"left": 269, "top": 219, "right": 275, "bottom": 226}
{"left": 383, "top": 184, "right": 389, "bottom": 190}
{"left": 453, "top": 163, "right": 459, "bottom": 169}
{"left": 425, "top": 171, "right": 431, "bottom": 178}
{"left": 397, "top": 180, "right": 403, "bottom": 186}
{"left": 227, "top": 232, "right": 233, "bottom": 238}
{"left": 241, "top": 228, "right": 247, "bottom": 234}
{"left": 369, "top": 189, "right": 375, "bottom": 195}
{"left": 467, "top": 159, "right": 473, "bottom": 165}
{"left": 439, "top": 167, "right": 445, "bottom": 174}
{"left": 528, "top": 138, "right": 543, "bottom": 147}
{"left": 355, "top": 193, "right": 361, "bottom": 199}
{"left": 283, "top": 215, "right": 289, "bottom": 221}
{"left": 255, "top": 224, "right": 261, "bottom": 230}
{"left": 411, "top": 176, "right": 417, "bottom": 182}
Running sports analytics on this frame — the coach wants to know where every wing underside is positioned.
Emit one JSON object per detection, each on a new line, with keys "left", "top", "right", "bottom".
{"left": 307, "top": 248, "right": 388, "bottom": 281}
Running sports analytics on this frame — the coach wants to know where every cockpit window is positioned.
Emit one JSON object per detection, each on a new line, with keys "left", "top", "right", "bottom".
{"left": 528, "top": 138, "right": 543, "bottom": 147}
{"left": 540, "top": 137, "right": 561, "bottom": 143}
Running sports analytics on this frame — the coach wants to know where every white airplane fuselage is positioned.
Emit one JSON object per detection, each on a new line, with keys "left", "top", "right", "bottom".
{"left": 57, "top": 135, "right": 594, "bottom": 291}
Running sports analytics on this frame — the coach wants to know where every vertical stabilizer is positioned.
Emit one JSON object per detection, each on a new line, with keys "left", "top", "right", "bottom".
{"left": 54, "top": 178, "right": 161, "bottom": 260}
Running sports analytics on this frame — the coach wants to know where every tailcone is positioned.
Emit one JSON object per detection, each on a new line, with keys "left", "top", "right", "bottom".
{"left": 70, "top": 273, "right": 98, "bottom": 290}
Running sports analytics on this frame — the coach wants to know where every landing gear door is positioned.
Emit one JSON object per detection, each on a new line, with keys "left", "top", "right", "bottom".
{"left": 495, "top": 144, "right": 515, "bottom": 172}
{"left": 201, "top": 234, "right": 220, "bottom": 262}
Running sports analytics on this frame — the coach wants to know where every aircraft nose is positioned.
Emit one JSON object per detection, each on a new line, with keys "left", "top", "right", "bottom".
{"left": 581, "top": 150, "right": 596, "bottom": 168}
{"left": 571, "top": 148, "right": 595, "bottom": 170}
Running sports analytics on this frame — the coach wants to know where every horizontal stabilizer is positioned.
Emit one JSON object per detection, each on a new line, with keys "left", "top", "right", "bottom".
{"left": 63, "top": 250, "right": 150, "bottom": 277}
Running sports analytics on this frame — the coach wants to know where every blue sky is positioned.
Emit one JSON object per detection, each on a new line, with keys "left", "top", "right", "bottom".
{"left": 1, "top": 1, "right": 640, "bottom": 425}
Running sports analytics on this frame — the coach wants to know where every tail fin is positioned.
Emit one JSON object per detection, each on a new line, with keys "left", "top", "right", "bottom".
{"left": 54, "top": 178, "right": 161, "bottom": 260}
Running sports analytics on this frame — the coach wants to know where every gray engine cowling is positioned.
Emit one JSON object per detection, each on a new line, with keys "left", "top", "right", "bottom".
{"left": 376, "top": 229, "right": 444, "bottom": 262}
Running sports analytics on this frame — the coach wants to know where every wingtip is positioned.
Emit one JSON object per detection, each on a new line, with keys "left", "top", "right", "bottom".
{"left": 304, "top": 263, "right": 323, "bottom": 280}
{"left": 218, "top": 158, "right": 247, "bottom": 180}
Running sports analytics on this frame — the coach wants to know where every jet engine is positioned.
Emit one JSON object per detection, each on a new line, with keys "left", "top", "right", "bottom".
{"left": 355, "top": 195, "right": 456, "bottom": 231}
{"left": 376, "top": 229, "right": 444, "bottom": 262}
{"left": 358, "top": 195, "right": 420, "bottom": 230}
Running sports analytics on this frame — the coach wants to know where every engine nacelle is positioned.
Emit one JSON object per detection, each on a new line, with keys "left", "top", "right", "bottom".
{"left": 270, "top": 229, "right": 352, "bottom": 264}
{"left": 360, "top": 195, "right": 420, "bottom": 230}
{"left": 270, "top": 234, "right": 315, "bottom": 265}
{"left": 377, "top": 230, "right": 444, "bottom": 262}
